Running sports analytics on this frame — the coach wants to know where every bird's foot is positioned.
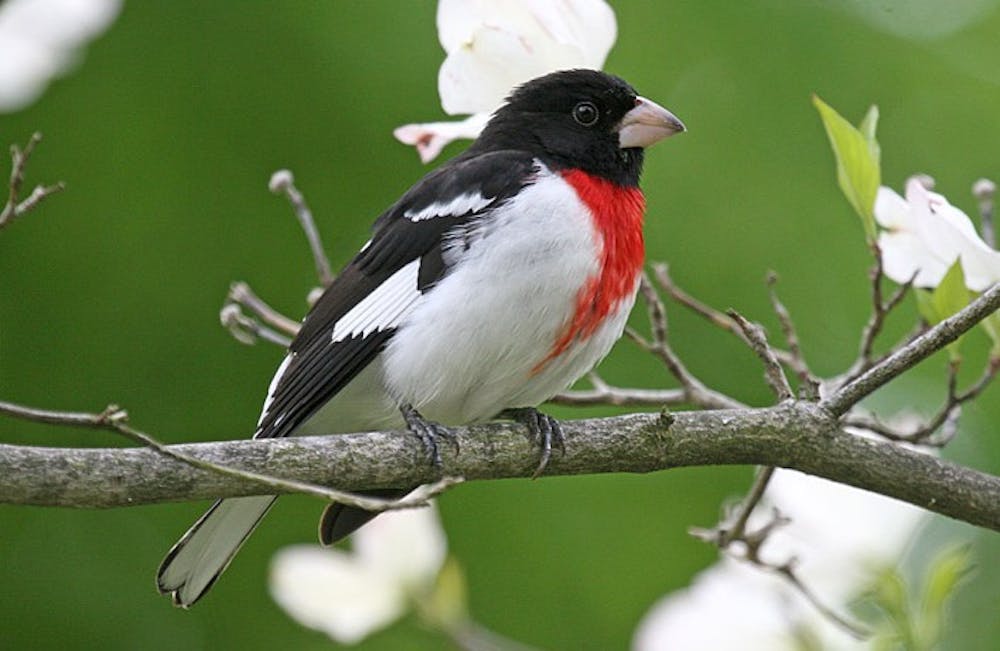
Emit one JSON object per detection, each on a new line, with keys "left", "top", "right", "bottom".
{"left": 400, "top": 404, "right": 457, "bottom": 468}
{"left": 501, "top": 407, "right": 565, "bottom": 479}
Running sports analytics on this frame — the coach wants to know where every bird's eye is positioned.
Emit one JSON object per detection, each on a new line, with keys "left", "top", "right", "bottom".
{"left": 572, "top": 101, "right": 599, "bottom": 127}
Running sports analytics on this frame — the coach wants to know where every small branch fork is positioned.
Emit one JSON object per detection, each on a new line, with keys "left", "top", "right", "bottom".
{"left": 220, "top": 282, "right": 298, "bottom": 347}
{"left": 0, "top": 133, "right": 65, "bottom": 231}
{"left": 838, "top": 246, "right": 919, "bottom": 385}
{"left": 844, "top": 357, "right": 1000, "bottom": 446}
{"left": 219, "top": 171, "right": 338, "bottom": 346}
{"left": 691, "top": 498, "right": 870, "bottom": 640}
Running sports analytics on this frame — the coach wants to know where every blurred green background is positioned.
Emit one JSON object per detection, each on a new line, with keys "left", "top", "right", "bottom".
{"left": 2, "top": 1, "right": 1000, "bottom": 649}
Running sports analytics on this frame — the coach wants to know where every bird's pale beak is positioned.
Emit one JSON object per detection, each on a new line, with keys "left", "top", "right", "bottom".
{"left": 617, "top": 96, "right": 686, "bottom": 149}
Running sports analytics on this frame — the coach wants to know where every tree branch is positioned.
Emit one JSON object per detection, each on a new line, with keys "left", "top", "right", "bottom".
{"left": 821, "top": 282, "right": 1000, "bottom": 416}
{"left": 5, "top": 403, "right": 1000, "bottom": 534}
{"left": 0, "top": 133, "right": 65, "bottom": 230}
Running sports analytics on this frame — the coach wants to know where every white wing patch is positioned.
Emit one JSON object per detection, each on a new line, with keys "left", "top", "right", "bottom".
{"left": 331, "top": 259, "right": 421, "bottom": 342}
{"left": 403, "top": 192, "right": 493, "bottom": 222}
{"left": 257, "top": 353, "right": 293, "bottom": 432}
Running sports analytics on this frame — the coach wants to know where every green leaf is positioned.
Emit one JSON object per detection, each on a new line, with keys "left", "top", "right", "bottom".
{"left": 924, "top": 261, "right": 972, "bottom": 361}
{"left": 918, "top": 545, "right": 974, "bottom": 648}
{"left": 922, "top": 545, "right": 973, "bottom": 621}
{"left": 864, "top": 568, "right": 918, "bottom": 650}
{"left": 914, "top": 288, "right": 936, "bottom": 325}
{"left": 872, "top": 568, "right": 910, "bottom": 623}
{"left": 813, "top": 95, "right": 881, "bottom": 240}
{"left": 859, "top": 104, "right": 881, "bottom": 168}
{"left": 979, "top": 309, "right": 1000, "bottom": 357}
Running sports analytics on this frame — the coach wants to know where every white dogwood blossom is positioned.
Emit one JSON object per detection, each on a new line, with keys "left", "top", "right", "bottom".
{"left": 633, "top": 467, "right": 927, "bottom": 650}
{"left": 0, "top": 0, "right": 121, "bottom": 112}
{"left": 395, "top": 0, "right": 617, "bottom": 162}
{"left": 876, "top": 177, "right": 1000, "bottom": 291}
{"left": 270, "top": 505, "right": 447, "bottom": 645}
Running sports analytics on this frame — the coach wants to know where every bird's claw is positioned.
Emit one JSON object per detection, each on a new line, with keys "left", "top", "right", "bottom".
{"left": 501, "top": 408, "right": 565, "bottom": 478}
{"left": 401, "top": 404, "right": 456, "bottom": 468}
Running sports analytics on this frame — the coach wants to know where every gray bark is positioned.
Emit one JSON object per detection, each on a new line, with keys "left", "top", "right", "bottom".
{"left": 4, "top": 402, "right": 999, "bottom": 532}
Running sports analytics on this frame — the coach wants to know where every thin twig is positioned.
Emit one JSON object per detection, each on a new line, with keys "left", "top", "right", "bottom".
{"left": 269, "top": 169, "right": 334, "bottom": 287}
{"left": 651, "top": 262, "right": 735, "bottom": 330}
{"left": 768, "top": 557, "right": 871, "bottom": 639}
{"left": 219, "top": 304, "right": 293, "bottom": 347}
{"left": 822, "top": 282, "right": 1000, "bottom": 416}
{"left": 842, "top": 322, "right": 930, "bottom": 391}
{"left": 551, "top": 371, "right": 687, "bottom": 407}
{"left": 0, "top": 398, "right": 460, "bottom": 512}
{"left": 220, "top": 281, "right": 302, "bottom": 347}
{"left": 0, "top": 399, "right": 127, "bottom": 428}
{"left": 0, "top": 133, "right": 66, "bottom": 230}
{"left": 845, "top": 356, "right": 1000, "bottom": 446}
{"left": 693, "top": 499, "right": 870, "bottom": 640}
{"left": 721, "top": 466, "right": 777, "bottom": 546}
{"left": 843, "top": 246, "right": 918, "bottom": 383}
{"left": 727, "top": 311, "right": 794, "bottom": 401}
{"left": 629, "top": 275, "right": 744, "bottom": 410}
{"left": 974, "top": 178, "right": 996, "bottom": 249}
{"left": 228, "top": 282, "right": 301, "bottom": 336}
{"left": 766, "top": 273, "right": 815, "bottom": 391}
{"left": 550, "top": 386, "right": 686, "bottom": 407}
{"left": 650, "top": 262, "right": 799, "bottom": 369}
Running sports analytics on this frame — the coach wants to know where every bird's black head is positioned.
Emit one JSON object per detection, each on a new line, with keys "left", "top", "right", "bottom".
{"left": 471, "top": 69, "right": 684, "bottom": 187}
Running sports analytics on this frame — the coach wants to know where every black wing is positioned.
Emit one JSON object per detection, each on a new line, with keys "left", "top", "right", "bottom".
{"left": 254, "top": 150, "right": 537, "bottom": 439}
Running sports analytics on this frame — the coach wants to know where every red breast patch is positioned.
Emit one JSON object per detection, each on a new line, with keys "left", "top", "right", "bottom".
{"left": 532, "top": 169, "right": 645, "bottom": 372}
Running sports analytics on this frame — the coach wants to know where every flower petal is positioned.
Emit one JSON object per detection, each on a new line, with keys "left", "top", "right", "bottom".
{"left": 879, "top": 230, "right": 949, "bottom": 287}
{"left": 634, "top": 465, "right": 927, "bottom": 650}
{"left": 0, "top": 0, "right": 122, "bottom": 112}
{"left": 876, "top": 179, "right": 1000, "bottom": 290}
{"left": 394, "top": 113, "right": 491, "bottom": 163}
{"left": 633, "top": 560, "right": 804, "bottom": 651}
{"left": 436, "top": 0, "right": 615, "bottom": 65}
{"left": 438, "top": 23, "right": 585, "bottom": 115}
{"left": 930, "top": 197, "right": 1000, "bottom": 291}
{"left": 436, "top": 0, "right": 616, "bottom": 115}
{"left": 270, "top": 546, "right": 405, "bottom": 644}
{"left": 522, "top": 0, "right": 616, "bottom": 69}
{"left": 873, "top": 186, "right": 910, "bottom": 229}
{"left": 353, "top": 504, "right": 448, "bottom": 592}
{"left": 757, "top": 468, "right": 925, "bottom": 602}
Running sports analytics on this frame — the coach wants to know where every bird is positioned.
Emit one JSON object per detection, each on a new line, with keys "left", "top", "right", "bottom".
{"left": 157, "top": 69, "right": 685, "bottom": 607}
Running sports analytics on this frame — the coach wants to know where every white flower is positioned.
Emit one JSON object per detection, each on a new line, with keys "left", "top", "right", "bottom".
{"left": 0, "top": 0, "right": 122, "bottom": 113}
{"left": 632, "top": 468, "right": 927, "bottom": 651}
{"left": 395, "top": 0, "right": 617, "bottom": 162}
{"left": 270, "top": 505, "right": 447, "bottom": 645}
{"left": 875, "top": 177, "right": 1000, "bottom": 291}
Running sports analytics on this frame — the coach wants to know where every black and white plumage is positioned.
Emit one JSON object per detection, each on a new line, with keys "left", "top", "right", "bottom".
{"left": 157, "top": 69, "right": 685, "bottom": 607}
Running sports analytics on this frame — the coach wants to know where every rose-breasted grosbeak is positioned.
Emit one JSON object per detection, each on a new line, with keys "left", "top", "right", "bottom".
{"left": 157, "top": 69, "right": 684, "bottom": 607}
